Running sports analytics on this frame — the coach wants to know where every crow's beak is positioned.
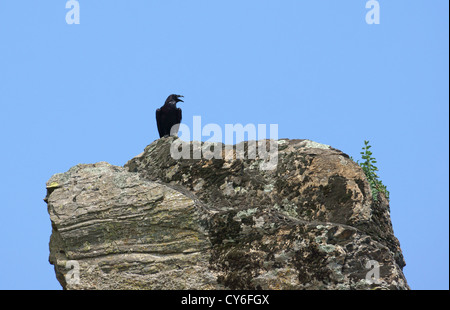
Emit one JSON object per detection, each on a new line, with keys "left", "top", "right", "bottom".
{"left": 177, "top": 95, "right": 184, "bottom": 102}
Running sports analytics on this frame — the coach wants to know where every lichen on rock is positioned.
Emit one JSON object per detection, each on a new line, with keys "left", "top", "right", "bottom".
{"left": 45, "top": 137, "right": 408, "bottom": 290}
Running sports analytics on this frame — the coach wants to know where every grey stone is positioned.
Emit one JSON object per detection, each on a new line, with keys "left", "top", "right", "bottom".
{"left": 45, "top": 137, "right": 409, "bottom": 290}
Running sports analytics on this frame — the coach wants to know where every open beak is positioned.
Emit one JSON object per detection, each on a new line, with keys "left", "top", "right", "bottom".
{"left": 177, "top": 95, "right": 184, "bottom": 102}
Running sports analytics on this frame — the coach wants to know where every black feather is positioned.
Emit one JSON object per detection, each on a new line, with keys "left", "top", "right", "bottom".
{"left": 156, "top": 94, "right": 184, "bottom": 138}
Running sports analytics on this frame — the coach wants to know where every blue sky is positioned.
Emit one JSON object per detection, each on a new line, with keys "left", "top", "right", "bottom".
{"left": 0, "top": 1, "right": 448, "bottom": 290}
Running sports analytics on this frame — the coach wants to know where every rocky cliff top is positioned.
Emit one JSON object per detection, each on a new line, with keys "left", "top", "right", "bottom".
{"left": 45, "top": 137, "right": 408, "bottom": 290}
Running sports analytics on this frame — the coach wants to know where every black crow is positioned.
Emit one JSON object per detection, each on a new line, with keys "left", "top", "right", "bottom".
{"left": 156, "top": 94, "right": 184, "bottom": 138}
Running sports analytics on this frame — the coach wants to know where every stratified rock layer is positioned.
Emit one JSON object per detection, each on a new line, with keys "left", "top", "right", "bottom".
{"left": 46, "top": 138, "right": 408, "bottom": 289}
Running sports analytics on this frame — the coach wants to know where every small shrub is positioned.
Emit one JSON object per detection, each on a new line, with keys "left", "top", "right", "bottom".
{"left": 354, "top": 140, "right": 390, "bottom": 201}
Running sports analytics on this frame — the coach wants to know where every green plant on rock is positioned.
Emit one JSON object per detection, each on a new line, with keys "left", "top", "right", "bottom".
{"left": 355, "top": 140, "right": 390, "bottom": 201}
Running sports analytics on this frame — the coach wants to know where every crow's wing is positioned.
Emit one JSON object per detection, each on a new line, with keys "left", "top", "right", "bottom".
{"left": 176, "top": 108, "right": 182, "bottom": 124}
{"left": 168, "top": 108, "right": 182, "bottom": 137}
{"left": 156, "top": 108, "right": 163, "bottom": 138}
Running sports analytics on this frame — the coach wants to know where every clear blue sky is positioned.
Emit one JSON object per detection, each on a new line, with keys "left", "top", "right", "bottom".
{"left": 0, "top": 1, "right": 448, "bottom": 290}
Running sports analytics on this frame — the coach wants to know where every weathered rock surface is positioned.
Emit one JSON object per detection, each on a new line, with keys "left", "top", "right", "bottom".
{"left": 45, "top": 137, "right": 409, "bottom": 290}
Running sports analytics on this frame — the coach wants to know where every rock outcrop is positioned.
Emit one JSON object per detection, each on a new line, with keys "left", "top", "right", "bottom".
{"left": 45, "top": 137, "right": 409, "bottom": 290}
